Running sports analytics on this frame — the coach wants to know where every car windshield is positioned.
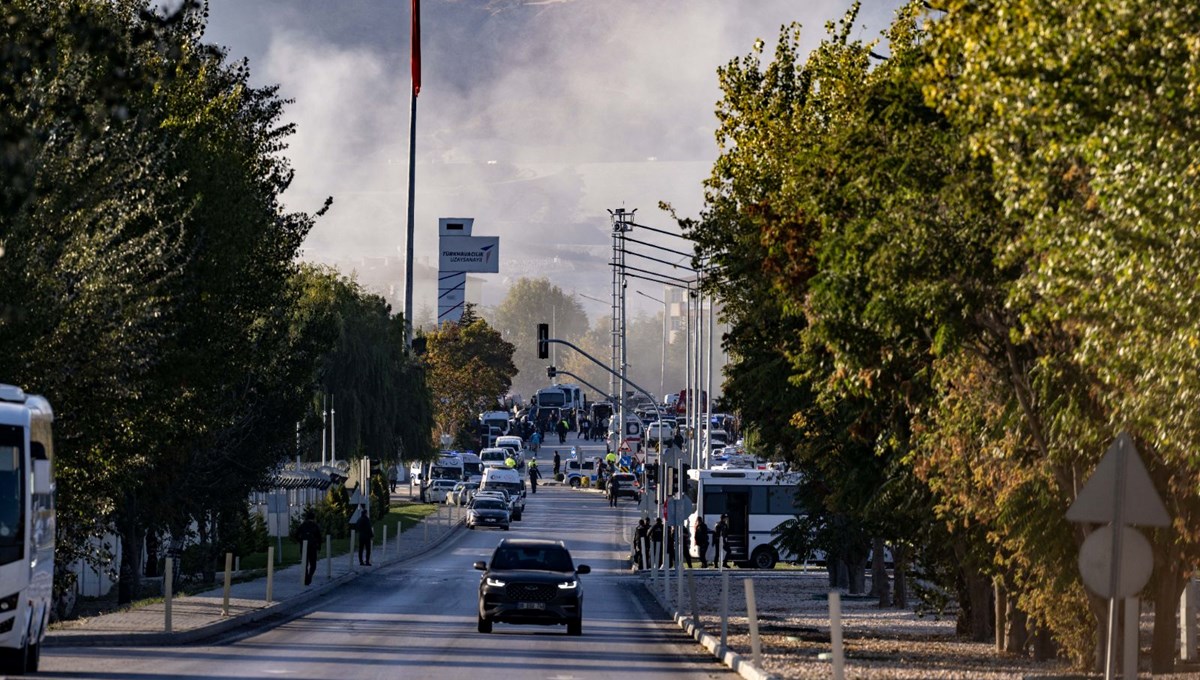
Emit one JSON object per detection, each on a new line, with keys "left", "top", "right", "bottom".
{"left": 473, "top": 500, "right": 506, "bottom": 511}
{"left": 491, "top": 546, "right": 574, "bottom": 572}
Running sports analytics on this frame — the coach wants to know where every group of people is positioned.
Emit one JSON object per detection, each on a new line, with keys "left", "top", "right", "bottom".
{"left": 629, "top": 514, "right": 732, "bottom": 570}
{"left": 295, "top": 504, "right": 377, "bottom": 586}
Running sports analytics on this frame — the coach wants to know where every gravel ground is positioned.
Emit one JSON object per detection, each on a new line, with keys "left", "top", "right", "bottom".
{"left": 651, "top": 570, "right": 1200, "bottom": 679}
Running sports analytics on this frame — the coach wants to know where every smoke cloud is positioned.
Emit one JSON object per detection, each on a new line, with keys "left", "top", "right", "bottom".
{"left": 202, "top": 0, "right": 903, "bottom": 313}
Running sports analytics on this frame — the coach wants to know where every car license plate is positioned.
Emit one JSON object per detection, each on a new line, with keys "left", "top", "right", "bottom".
{"left": 518, "top": 602, "right": 545, "bottom": 610}
{"left": 484, "top": 518, "right": 495, "bottom": 522}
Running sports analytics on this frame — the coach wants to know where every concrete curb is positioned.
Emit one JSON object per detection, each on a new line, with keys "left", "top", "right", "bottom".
{"left": 641, "top": 574, "right": 776, "bottom": 680}
{"left": 46, "top": 519, "right": 466, "bottom": 647}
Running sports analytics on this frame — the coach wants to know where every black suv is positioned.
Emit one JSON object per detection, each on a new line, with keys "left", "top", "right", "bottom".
{"left": 475, "top": 539, "right": 590, "bottom": 635}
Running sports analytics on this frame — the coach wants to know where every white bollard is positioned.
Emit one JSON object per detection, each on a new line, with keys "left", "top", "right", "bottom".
{"left": 234, "top": 556, "right": 240, "bottom": 573}
{"left": 1124, "top": 597, "right": 1138, "bottom": 680}
{"left": 164, "top": 557, "right": 174, "bottom": 633}
{"left": 383, "top": 525, "right": 389, "bottom": 561}
{"left": 222, "top": 552, "right": 233, "bottom": 615}
{"left": 350, "top": 530, "right": 357, "bottom": 570}
{"left": 720, "top": 571, "right": 729, "bottom": 651}
{"left": 1183, "top": 580, "right": 1197, "bottom": 662}
{"left": 266, "top": 547, "right": 274, "bottom": 603}
{"left": 830, "top": 591, "right": 845, "bottom": 680}
{"left": 300, "top": 541, "right": 308, "bottom": 586}
{"left": 747, "top": 579, "right": 763, "bottom": 669}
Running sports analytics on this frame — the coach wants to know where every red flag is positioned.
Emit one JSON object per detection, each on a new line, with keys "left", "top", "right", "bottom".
{"left": 411, "top": 0, "right": 421, "bottom": 97}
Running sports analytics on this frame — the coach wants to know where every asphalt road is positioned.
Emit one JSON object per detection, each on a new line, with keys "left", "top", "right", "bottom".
{"left": 36, "top": 470, "right": 731, "bottom": 680}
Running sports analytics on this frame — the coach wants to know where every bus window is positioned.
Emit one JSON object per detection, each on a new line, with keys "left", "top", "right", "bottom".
{"left": 766, "top": 486, "right": 800, "bottom": 514}
{"left": 685, "top": 479, "right": 699, "bottom": 504}
{"left": 703, "top": 489, "right": 727, "bottom": 515}
{"left": 750, "top": 486, "right": 769, "bottom": 514}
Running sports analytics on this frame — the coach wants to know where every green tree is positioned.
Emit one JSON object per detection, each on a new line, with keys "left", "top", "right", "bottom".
{"left": 925, "top": 0, "right": 1200, "bottom": 670}
{"left": 425, "top": 305, "right": 517, "bottom": 446}
{"left": 293, "top": 265, "right": 434, "bottom": 466}
{"left": 490, "top": 278, "right": 588, "bottom": 401}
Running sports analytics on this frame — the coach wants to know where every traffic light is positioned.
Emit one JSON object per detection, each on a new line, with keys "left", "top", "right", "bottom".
{"left": 547, "top": 365, "right": 557, "bottom": 379}
{"left": 667, "top": 467, "right": 677, "bottom": 496}
{"left": 537, "top": 323, "right": 549, "bottom": 359}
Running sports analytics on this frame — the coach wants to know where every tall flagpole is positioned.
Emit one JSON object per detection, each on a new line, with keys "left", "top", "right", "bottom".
{"left": 404, "top": 0, "right": 421, "bottom": 347}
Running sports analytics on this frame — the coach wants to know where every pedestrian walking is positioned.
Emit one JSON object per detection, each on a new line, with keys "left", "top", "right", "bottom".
{"left": 650, "top": 518, "right": 664, "bottom": 568}
{"left": 694, "top": 516, "right": 710, "bottom": 568}
{"left": 355, "top": 505, "right": 374, "bottom": 566}
{"left": 552, "top": 450, "right": 561, "bottom": 476}
{"left": 530, "top": 430, "right": 542, "bottom": 453}
{"left": 632, "top": 519, "right": 649, "bottom": 570}
{"left": 528, "top": 461, "right": 540, "bottom": 493}
{"left": 296, "top": 509, "right": 322, "bottom": 586}
{"left": 713, "top": 513, "right": 730, "bottom": 568}
{"left": 666, "top": 524, "right": 677, "bottom": 568}
{"left": 387, "top": 464, "right": 399, "bottom": 493}
{"left": 557, "top": 418, "right": 569, "bottom": 444}
{"left": 608, "top": 474, "right": 620, "bottom": 507}
{"left": 579, "top": 417, "right": 590, "bottom": 440}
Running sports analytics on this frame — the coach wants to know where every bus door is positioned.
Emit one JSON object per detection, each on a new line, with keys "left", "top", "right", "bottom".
{"left": 723, "top": 490, "right": 750, "bottom": 562}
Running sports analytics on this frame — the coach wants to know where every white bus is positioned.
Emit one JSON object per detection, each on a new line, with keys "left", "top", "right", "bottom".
{"left": 0, "top": 384, "right": 54, "bottom": 674}
{"left": 686, "top": 468, "right": 807, "bottom": 570}
{"left": 532, "top": 384, "right": 583, "bottom": 412}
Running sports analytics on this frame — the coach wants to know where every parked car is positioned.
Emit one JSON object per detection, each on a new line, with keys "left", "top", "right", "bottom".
{"left": 466, "top": 497, "right": 511, "bottom": 530}
{"left": 426, "top": 479, "right": 458, "bottom": 504}
{"left": 475, "top": 539, "right": 590, "bottom": 635}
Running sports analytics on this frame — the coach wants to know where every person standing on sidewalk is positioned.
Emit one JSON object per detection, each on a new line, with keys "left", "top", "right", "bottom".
{"left": 355, "top": 505, "right": 374, "bottom": 566}
{"left": 297, "top": 509, "right": 322, "bottom": 586}
{"left": 713, "top": 513, "right": 730, "bottom": 568}
{"left": 694, "top": 516, "right": 710, "bottom": 568}
{"left": 552, "top": 450, "right": 560, "bottom": 476}
{"left": 650, "top": 518, "right": 664, "bottom": 568}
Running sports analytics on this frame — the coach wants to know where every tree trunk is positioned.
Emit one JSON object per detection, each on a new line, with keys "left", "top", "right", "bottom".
{"left": 144, "top": 528, "right": 159, "bottom": 578}
{"left": 1151, "top": 558, "right": 1186, "bottom": 674}
{"left": 1032, "top": 626, "right": 1056, "bottom": 662}
{"left": 871, "top": 537, "right": 889, "bottom": 606}
{"left": 892, "top": 544, "right": 908, "bottom": 609}
{"left": 116, "top": 494, "right": 142, "bottom": 605}
{"left": 966, "top": 569, "right": 993, "bottom": 642}
{"left": 850, "top": 559, "right": 867, "bottom": 595}
{"left": 1006, "top": 599, "right": 1029, "bottom": 654}
{"left": 994, "top": 582, "right": 1007, "bottom": 652}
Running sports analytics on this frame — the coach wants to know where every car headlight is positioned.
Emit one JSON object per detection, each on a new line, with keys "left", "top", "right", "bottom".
{"left": 558, "top": 580, "right": 578, "bottom": 590}
{"left": 486, "top": 577, "right": 507, "bottom": 587}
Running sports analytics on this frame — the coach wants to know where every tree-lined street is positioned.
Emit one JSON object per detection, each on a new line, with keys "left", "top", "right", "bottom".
{"left": 40, "top": 484, "right": 729, "bottom": 680}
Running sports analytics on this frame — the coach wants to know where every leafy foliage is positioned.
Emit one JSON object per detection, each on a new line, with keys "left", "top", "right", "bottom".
{"left": 425, "top": 306, "right": 517, "bottom": 445}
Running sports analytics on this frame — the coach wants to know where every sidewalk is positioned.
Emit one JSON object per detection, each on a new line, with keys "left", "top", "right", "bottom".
{"left": 46, "top": 504, "right": 467, "bottom": 647}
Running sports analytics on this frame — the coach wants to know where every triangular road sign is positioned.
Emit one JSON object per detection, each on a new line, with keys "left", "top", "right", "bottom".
{"left": 1066, "top": 432, "right": 1170, "bottom": 527}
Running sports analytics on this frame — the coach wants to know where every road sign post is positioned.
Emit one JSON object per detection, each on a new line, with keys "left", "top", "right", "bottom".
{"left": 1066, "top": 432, "right": 1170, "bottom": 680}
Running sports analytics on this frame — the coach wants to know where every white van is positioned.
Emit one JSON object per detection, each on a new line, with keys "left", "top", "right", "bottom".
{"left": 495, "top": 435, "right": 525, "bottom": 468}
{"left": 481, "top": 467, "right": 525, "bottom": 519}
{"left": 479, "top": 447, "right": 510, "bottom": 469}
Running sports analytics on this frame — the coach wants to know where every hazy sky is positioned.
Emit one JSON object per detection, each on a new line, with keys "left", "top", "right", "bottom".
{"left": 201, "top": 0, "right": 905, "bottom": 315}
